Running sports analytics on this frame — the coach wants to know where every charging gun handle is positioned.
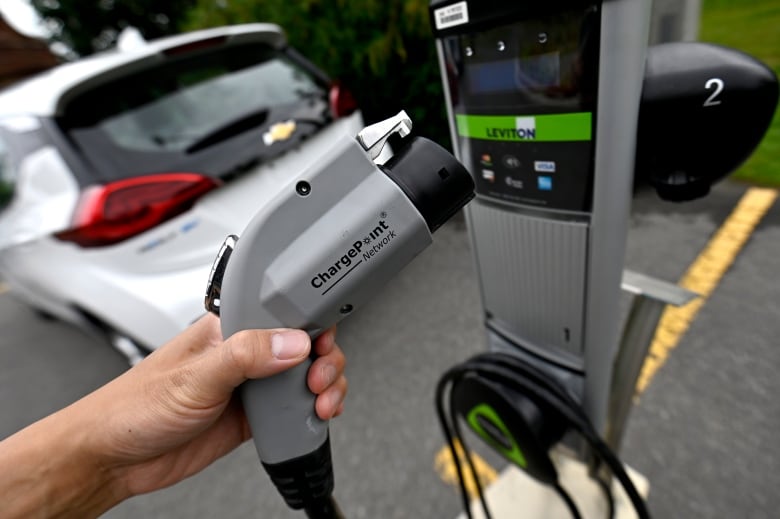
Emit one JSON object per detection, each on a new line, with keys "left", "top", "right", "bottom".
{"left": 238, "top": 347, "right": 334, "bottom": 511}
{"left": 207, "top": 236, "right": 334, "bottom": 511}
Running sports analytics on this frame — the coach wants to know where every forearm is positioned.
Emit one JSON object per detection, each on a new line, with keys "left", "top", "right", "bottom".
{"left": 0, "top": 406, "right": 126, "bottom": 519}
{"left": 0, "top": 319, "right": 347, "bottom": 517}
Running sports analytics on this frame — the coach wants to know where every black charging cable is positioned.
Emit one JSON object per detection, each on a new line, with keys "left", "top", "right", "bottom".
{"left": 304, "top": 496, "right": 346, "bottom": 519}
{"left": 595, "top": 473, "right": 617, "bottom": 519}
{"left": 469, "top": 355, "right": 644, "bottom": 518}
{"left": 469, "top": 353, "right": 619, "bottom": 518}
{"left": 446, "top": 398, "right": 584, "bottom": 519}
{"left": 436, "top": 352, "right": 650, "bottom": 519}
{"left": 439, "top": 353, "right": 646, "bottom": 519}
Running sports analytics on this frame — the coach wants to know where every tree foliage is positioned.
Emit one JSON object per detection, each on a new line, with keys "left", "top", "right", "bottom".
{"left": 29, "top": 0, "right": 197, "bottom": 56}
{"left": 183, "top": 0, "right": 451, "bottom": 148}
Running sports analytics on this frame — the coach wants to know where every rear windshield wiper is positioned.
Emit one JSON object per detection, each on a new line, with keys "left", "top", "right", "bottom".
{"left": 185, "top": 108, "right": 269, "bottom": 154}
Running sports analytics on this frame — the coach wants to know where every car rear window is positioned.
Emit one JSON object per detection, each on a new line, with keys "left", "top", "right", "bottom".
{"left": 60, "top": 42, "right": 332, "bottom": 183}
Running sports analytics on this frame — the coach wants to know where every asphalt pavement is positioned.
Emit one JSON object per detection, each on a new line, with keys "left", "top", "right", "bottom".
{"left": 1, "top": 180, "right": 778, "bottom": 518}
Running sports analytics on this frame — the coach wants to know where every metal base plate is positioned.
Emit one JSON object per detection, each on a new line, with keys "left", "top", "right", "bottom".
{"left": 456, "top": 453, "right": 649, "bottom": 519}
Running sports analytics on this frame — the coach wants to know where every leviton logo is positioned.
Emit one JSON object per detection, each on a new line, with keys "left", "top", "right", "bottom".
{"left": 485, "top": 117, "right": 537, "bottom": 141}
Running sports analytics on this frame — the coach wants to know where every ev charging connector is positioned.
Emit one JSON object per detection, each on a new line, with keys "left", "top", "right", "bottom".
{"left": 205, "top": 111, "right": 474, "bottom": 516}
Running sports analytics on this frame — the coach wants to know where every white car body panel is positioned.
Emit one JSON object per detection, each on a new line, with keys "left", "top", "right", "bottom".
{"left": 1, "top": 114, "right": 363, "bottom": 348}
{"left": 0, "top": 23, "right": 367, "bottom": 355}
{"left": 0, "top": 146, "right": 79, "bottom": 249}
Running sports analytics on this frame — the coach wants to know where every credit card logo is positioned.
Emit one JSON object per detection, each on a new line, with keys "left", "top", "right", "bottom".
{"left": 505, "top": 177, "right": 524, "bottom": 189}
{"left": 534, "top": 161, "right": 556, "bottom": 173}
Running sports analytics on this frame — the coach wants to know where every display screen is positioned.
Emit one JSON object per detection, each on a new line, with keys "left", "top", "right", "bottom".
{"left": 467, "top": 52, "right": 563, "bottom": 93}
{"left": 443, "top": 5, "right": 601, "bottom": 212}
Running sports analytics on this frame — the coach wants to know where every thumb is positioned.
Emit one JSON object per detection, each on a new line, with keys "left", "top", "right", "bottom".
{"left": 191, "top": 328, "right": 311, "bottom": 398}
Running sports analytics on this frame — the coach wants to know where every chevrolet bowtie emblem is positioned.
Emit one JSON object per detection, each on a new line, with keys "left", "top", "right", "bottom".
{"left": 263, "top": 120, "right": 297, "bottom": 145}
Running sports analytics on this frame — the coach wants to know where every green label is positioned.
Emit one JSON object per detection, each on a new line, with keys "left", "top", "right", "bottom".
{"left": 467, "top": 403, "right": 527, "bottom": 469}
{"left": 456, "top": 112, "right": 592, "bottom": 142}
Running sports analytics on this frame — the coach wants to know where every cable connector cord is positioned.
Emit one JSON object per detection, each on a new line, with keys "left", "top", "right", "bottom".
{"left": 436, "top": 352, "right": 651, "bottom": 519}
{"left": 262, "top": 436, "right": 335, "bottom": 511}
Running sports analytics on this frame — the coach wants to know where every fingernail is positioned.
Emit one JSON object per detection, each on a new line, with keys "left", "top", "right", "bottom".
{"left": 271, "top": 330, "right": 310, "bottom": 360}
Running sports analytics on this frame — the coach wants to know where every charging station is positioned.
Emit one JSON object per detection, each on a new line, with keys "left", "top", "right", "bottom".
{"left": 429, "top": 0, "right": 778, "bottom": 517}
{"left": 431, "top": 0, "right": 650, "bottom": 440}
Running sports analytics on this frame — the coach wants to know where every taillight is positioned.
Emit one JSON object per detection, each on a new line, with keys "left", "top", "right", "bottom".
{"left": 328, "top": 82, "right": 358, "bottom": 118}
{"left": 55, "top": 173, "right": 220, "bottom": 247}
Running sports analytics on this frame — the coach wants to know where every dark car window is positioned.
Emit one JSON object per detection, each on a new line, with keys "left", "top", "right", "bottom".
{"left": 60, "top": 42, "right": 332, "bottom": 183}
{"left": 0, "top": 135, "right": 15, "bottom": 210}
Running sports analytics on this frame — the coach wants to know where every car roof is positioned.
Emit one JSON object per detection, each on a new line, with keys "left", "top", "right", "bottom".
{"left": 0, "top": 23, "right": 286, "bottom": 118}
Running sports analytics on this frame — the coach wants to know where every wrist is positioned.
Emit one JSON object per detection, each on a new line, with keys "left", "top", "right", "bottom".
{"left": 0, "top": 405, "right": 129, "bottom": 518}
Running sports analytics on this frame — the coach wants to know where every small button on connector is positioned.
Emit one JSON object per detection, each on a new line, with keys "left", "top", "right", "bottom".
{"left": 204, "top": 235, "right": 238, "bottom": 316}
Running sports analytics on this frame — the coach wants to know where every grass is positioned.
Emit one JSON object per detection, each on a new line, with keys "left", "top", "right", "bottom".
{"left": 699, "top": 0, "right": 780, "bottom": 186}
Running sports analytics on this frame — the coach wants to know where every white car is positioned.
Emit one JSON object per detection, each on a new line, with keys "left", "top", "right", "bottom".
{"left": 0, "top": 23, "right": 363, "bottom": 364}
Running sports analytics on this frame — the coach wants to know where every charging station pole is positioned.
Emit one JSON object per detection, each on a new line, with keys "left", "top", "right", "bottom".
{"left": 430, "top": 1, "right": 777, "bottom": 516}
{"left": 430, "top": 0, "right": 651, "bottom": 438}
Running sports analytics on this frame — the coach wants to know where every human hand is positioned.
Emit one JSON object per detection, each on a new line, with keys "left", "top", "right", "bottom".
{"left": 92, "top": 313, "right": 347, "bottom": 497}
{"left": 0, "top": 313, "right": 347, "bottom": 518}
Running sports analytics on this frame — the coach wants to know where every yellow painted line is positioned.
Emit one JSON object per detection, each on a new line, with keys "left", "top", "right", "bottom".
{"left": 435, "top": 439, "right": 498, "bottom": 498}
{"left": 0, "top": 282, "right": 9, "bottom": 295}
{"left": 635, "top": 187, "right": 778, "bottom": 395}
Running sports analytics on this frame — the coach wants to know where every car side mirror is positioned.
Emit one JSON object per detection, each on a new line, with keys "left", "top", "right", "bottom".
{"left": 635, "top": 42, "right": 779, "bottom": 202}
